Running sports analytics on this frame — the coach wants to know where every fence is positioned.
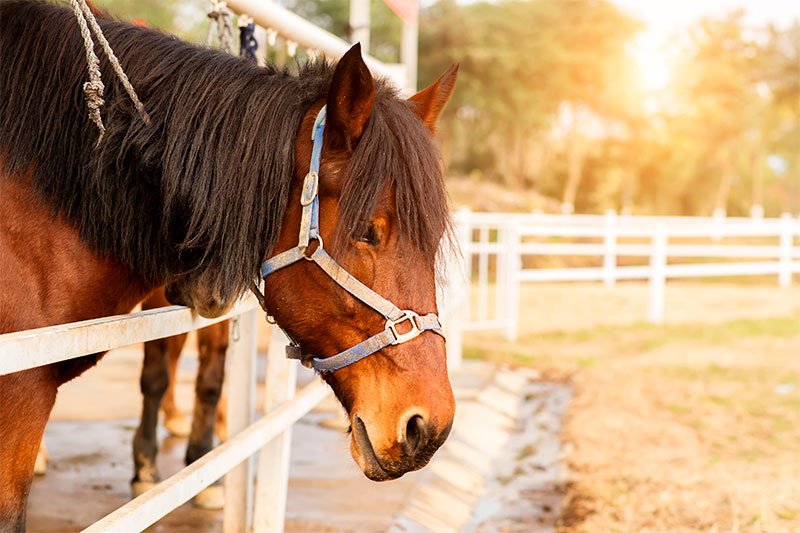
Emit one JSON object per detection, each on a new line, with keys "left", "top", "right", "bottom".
{"left": 447, "top": 209, "right": 800, "bottom": 349}
{"left": 0, "top": 297, "right": 330, "bottom": 533}
{"left": 5, "top": 206, "right": 797, "bottom": 529}
{"left": 226, "top": 0, "right": 409, "bottom": 90}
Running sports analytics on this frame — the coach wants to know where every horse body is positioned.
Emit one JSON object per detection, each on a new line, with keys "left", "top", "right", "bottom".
{"left": 1, "top": 0, "right": 457, "bottom": 528}
{"left": 0, "top": 179, "right": 153, "bottom": 528}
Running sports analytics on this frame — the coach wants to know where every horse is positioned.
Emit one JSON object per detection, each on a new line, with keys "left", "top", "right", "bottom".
{"left": 33, "top": 288, "right": 230, "bottom": 509}
{"left": 133, "top": 288, "right": 230, "bottom": 508}
{"left": 0, "top": 1, "right": 457, "bottom": 530}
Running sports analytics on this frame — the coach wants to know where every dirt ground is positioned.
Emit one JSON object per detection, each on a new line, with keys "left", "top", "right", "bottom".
{"left": 467, "top": 281, "right": 800, "bottom": 533}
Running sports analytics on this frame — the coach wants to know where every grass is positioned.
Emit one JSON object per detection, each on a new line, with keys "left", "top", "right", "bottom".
{"left": 465, "top": 310, "right": 800, "bottom": 532}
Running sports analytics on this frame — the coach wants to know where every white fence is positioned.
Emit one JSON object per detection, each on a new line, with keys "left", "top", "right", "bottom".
{"left": 4, "top": 208, "right": 797, "bottom": 530}
{"left": 0, "top": 298, "right": 330, "bottom": 533}
{"left": 448, "top": 210, "right": 800, "bottom": 347}
{"left": 226, "top": 0, "right": 409, "bottom": 90}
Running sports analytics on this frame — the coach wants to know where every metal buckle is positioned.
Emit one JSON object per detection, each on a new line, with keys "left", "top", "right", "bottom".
{"left": 300, "top": 171, "right": 318, "bottom": 206}
{"left": 302, "top": 235, "right": 323, "bottom": 260}
{"left": 387, "top": 311, "right": 421, "bottom": 345}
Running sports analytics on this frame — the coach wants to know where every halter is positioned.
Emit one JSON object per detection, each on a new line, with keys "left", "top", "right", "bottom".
{"left": 255, "top": 106, "right": 444, "bottom": 373}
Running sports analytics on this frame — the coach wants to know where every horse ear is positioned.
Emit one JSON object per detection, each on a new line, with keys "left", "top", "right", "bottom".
{"left": 326, "top": 43, "right": 375, "bottom": 148}
{"left": 408, "top": 64, "right": 458, "bottom": 133}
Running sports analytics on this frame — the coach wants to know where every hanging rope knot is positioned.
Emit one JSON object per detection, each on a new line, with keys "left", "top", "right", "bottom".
{"left": 83, "top": 79, "right": 106, "bottom": 141}
{"left": 206, "top": 0, "right": 234, "bottom": 54}
{"left": 70, "top": 0, "right": 149, "bottom": 144}
{"left": 83, "top": 79, "right": 105, "bottom": 108}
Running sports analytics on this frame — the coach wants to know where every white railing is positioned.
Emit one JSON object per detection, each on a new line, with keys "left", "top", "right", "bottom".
{"left": 226, "top": 0, "right": 409, "bottom": 90}
{"left": 0, "top": 296, "right": 331, "bottom": 533}
{"left": 446, "top": 209, "right": 800, "bottom": 350}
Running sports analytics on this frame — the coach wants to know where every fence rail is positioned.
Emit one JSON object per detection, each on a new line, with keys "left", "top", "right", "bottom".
{"left": 226, "top": 0, "right": 408, "bottom": 89}
{"left": 0, "top": 298, "right": 331, "bottom": 533}
{"left": 447, "top": 209, "right": 800, "bottom": 345}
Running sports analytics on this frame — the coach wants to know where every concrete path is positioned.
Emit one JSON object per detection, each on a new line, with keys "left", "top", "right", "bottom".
{"left": 27, "top": 346, "right": 568, "bottom": 532}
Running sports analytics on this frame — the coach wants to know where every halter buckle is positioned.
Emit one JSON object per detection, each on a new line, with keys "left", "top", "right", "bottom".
{"left": 387, "top": 311, "right": 422, "bottom": 345}
{"left": 300, "top": 171, "right": 319, "bottom": 206}
{"left": 302, "top": 235, "right": 323, "bottom": 260}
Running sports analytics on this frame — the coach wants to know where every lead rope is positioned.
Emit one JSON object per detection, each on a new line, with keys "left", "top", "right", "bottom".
{"left": 206, "top": 0, "right": 235, "bottom": 54}
{"left": 69, "top": 0, "right": 149, "bottom": 143}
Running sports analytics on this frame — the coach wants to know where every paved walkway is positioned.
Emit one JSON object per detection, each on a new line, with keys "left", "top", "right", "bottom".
{"left": 27, "top": 345, "right": 568, "bottom": 532}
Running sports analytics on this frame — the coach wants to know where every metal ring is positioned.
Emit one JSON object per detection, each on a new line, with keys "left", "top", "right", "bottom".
{"left": 302, "top": 235, "right": 323, "bottom": 260}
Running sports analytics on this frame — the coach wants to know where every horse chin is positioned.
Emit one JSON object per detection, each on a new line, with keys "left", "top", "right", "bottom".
{"left": 350, "top": 418, "right": 403, "bottom": 482}
{"left": 164, "top": 283, "right": 232, "bottom": 318}
{"left": 191, "top": 300, "right": 233, "bottom": 319}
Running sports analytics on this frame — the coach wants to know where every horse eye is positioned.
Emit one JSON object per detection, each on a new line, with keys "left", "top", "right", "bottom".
{"left": 358, "top": 225, "right": 380, "bottom": 246}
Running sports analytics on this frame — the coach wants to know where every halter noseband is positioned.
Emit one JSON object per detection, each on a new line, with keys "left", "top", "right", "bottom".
{"left": 256, "top": 106, "right": 444, "bottom": 373}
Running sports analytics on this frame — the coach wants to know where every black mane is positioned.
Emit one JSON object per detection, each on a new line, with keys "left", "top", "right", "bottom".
{"left": 0, "top": 0, "right": 450, "bottom": 304}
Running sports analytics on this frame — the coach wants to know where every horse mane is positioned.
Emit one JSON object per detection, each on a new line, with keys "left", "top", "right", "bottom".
{"left": 0, "top": 0, "right": 450, "bottom": 304}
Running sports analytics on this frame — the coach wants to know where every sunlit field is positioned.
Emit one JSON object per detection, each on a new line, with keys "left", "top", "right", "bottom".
{"left": 466, "top": 282, "right": 800, "bottom": 531}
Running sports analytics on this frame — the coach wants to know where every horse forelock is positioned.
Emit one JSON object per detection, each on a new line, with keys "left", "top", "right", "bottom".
{"left": 0, "top": 0, "right": 451, "bottom": 305}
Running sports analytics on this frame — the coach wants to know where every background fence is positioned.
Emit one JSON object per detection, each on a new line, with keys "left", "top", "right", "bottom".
{"left": 445, "top": 209, "right": 800, "bottom": 355}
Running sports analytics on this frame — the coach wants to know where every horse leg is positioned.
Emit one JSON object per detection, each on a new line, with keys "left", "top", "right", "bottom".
{"left": 161, "top": 338, "right": 191, "bottom": 437}
{"left": 0, "top": 368, "right": 57, "bottom": 531}
{"left": 131, "top": 333, "right": 185, "bottom": 496}
{"left": 188, "top": 321, "right": 228, "bottom": 509}
{"left": 215, "top": 390, "right": 227, "bottom": 442}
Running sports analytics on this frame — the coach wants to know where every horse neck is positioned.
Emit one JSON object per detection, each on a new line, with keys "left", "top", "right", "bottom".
{"left": 0, "top": 177, "right": 153, "bottom": 334}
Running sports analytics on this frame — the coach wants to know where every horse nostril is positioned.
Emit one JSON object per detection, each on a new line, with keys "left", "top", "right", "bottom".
{"left": 403, "top": 414, "right": 429, "bottom": 456}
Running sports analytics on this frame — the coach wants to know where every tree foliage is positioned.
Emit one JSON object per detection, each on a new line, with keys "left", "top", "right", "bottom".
{"left": 95, "top": 0, "right": 800, "bottom": 215}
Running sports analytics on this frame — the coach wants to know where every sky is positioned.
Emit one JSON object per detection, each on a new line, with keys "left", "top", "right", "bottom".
{"left": 613, "top": 0, "right": 800, "bottom": 92}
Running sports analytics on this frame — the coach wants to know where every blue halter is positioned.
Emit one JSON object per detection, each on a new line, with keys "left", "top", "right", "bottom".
{"left": 257, "top": 106, "right": 444, "bottom": 373}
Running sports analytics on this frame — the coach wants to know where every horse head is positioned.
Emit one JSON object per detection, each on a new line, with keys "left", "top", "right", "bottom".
{"left": 264, "top": 46, "right": 458, "bottom": 480}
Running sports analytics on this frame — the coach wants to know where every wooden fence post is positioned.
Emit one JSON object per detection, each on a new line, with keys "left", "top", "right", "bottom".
{"left": 223, "top": 309, "right": 259, "bottom": 533}
{"left": 648, "top": 226, "right": 667, "bottom": 324}
{"left": 505, "top": 220, "right": 521, "bottom": 341}
{"left": 603, "top": 209, "right": 617, "bottom": 287}
{"left": 442, "top": 207, "right": 472, "bottom": 372}
{"left": 252, "top": 327, "right": 297, "bottom": 533}
{"left": 477, "top": 225, "right": 489, "bottom": 322}
{"left": 778, "top": 212, "right": 793, "bottom": 287}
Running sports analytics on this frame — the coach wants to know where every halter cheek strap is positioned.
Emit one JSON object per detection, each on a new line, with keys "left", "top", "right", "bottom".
{"left": 257, "top": 106, "right": 444, "bottom": 373}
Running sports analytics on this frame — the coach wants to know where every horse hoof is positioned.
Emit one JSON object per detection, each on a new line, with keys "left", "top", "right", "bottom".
{"left": 34, "top": 451, "right": 48, "bottom": 476}
{"left": 131, "top": 481, "right": 158, "bottom": 498}
{"left": 193, "top": 485, "right": 224, "bottom": 510}
{"left": 164, "top": 415, "right": 191, "bottom": 437}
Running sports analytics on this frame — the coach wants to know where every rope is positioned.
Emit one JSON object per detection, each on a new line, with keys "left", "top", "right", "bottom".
{"left": 69, "top": 0, "right": 105, "bottom": 139}
{"left": 206, "top": 0, "right": 234, "bottom": 54}
{"left": 69, "top": 0, "right": 149, "bottom": 143}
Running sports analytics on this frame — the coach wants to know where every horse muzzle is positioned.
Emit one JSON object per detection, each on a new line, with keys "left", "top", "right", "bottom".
{"left": 349, "top": 412, "right": 453, "bottom": 481}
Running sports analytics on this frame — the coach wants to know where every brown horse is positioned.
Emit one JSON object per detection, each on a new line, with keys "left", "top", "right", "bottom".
{"left": 133, "top": 288, "right": 229, "bottom": 508}
{"left": 0, "top": 1, "right": 457, "bottom": 530}
{"left": 34, "top": 291, "right": 229, "bottom": 510}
